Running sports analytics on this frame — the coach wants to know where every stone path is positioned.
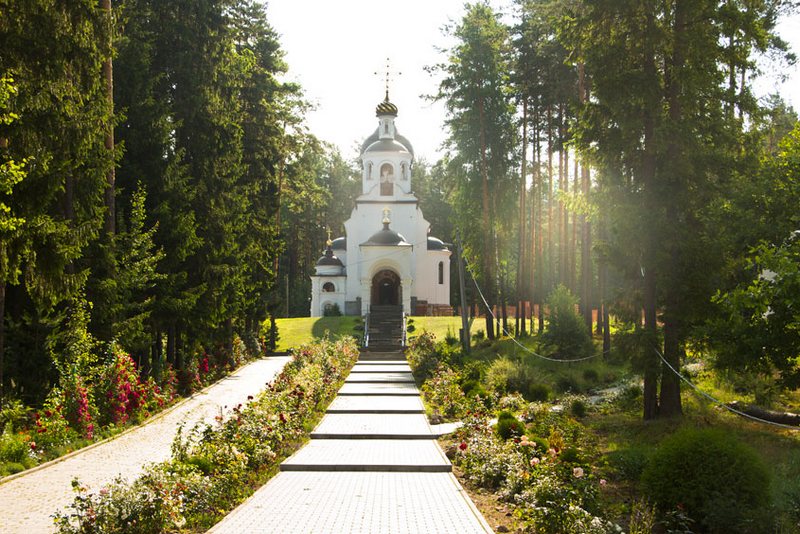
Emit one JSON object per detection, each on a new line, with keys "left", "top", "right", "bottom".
{"left": 0, "top": 356, "right": 290, "bottom": 534}
{"left": 210, "top": 353, "right": 492, "bottom": 533}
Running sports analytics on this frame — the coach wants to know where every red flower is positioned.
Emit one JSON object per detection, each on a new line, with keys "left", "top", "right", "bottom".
{"left": 459, "top": 442, "right": 467, "bottom": 451}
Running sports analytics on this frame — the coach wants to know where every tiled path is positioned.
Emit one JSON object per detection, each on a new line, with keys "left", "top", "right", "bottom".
{"left": 0, "top": 356, "right": 290, "bottom": 534}
{"left": 210, "top": 352, "right": 492, "bottom": 533}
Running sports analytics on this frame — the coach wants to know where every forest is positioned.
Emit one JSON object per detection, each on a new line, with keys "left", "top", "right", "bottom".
{"left": 0, "top": 0, "right": 799, "bottom": 465}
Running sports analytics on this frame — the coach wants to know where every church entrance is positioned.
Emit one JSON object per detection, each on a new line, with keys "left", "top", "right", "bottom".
{"left": 371, "top": 269, "right": 401, "bottom": 305}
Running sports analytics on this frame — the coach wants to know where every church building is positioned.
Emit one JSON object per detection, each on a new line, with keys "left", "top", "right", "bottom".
{"left": 310, "top": 94, "right": 452, "bottom": 317}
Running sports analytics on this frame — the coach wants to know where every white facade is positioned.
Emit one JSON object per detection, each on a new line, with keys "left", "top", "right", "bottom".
{"left": 310, "top": 96, "right": 452, "bottom": 317}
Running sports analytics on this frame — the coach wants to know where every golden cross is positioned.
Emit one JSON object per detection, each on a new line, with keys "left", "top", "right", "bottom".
{"left": 374, "top": 58, "right": 401, "bottom": 101}
{"left": 326, "top": 226, "right": 332, "bottom": 246}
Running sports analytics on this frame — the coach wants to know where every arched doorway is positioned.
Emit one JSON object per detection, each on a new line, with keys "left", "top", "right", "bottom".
{"left": 371, "top": 269, "right": 400, "bottom": 305}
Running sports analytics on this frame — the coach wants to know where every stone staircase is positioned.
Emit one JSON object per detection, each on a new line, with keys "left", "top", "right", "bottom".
{"left": 364, "top": 304, "right": 404, "bottom": 352}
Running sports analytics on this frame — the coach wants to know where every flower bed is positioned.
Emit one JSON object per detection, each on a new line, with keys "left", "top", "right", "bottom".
{"left": 0, "top": 335, "right": 262, "bottom": 478}
{"left": 52, "top": 336, "right": 359, "bottom": 533}
{"left": 407, "top": 335, "right": 619, "bottom": 533}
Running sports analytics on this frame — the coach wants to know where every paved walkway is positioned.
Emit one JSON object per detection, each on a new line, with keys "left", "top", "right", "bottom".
{"left": 210, "top": 353, "right": 492, "bottom": 533}
{"left": 0, "top": 356, "right": 290, "bottom": 534}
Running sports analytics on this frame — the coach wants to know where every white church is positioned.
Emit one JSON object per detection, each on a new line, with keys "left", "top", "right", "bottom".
{"left": 310, "top": 94, "right": 452, "bottom": 317}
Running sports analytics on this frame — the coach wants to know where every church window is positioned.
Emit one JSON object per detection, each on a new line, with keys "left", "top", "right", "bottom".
{"left": 322, "top": 282, "right": 335, "bottom": 292}
{"left": 367, "top": 162, "right": 373, "bottom": 180}
{"left": 380, "top": 163, "right": 394, "bottom": 196}
{"left": 438, "top": 262, "right": 444, "bottom": 284}
{"left": 384, "top": 122, "right": 389, "bottom": 134}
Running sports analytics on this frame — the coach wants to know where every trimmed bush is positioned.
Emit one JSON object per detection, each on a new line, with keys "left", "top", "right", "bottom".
{"left": 641, "top": 428, "right": 771, "bottom": 532}
{"left": 525, "top": 382, "right": 551, "bottom": 402}
{"left": 607, "top": 447, "right": 649, "bottom": 481}
{"left": 543, "top": 285, "right": 593, "bottom": 360}
{"left": 569, "top": 398, "right": 587, "bottom": 418}
{"left": 582, "top": 368, "right": 599, "bottom": 383}
{"left": 495, "top": 411, "right": 524, "bottom": 440}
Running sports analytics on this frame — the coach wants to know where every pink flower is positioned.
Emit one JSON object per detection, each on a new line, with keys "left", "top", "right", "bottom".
{"left": 530, "top": 457, "right": 540, "bottom": 466}
{"left": 573, "top": 467, "right": 584, "bottom": 478}
{"left": 599, "top": 479, "right": 607, "bottom": 487}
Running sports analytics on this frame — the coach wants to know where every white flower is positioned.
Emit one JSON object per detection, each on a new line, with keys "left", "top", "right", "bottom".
{"left": 759, "top": 269, "right": 778, "bottom": 282}
{"left": 762, "top": 307, "right": 774, "bottom": 320}
{"left": 573, "top": 466, "right": 584, "bottom": 478}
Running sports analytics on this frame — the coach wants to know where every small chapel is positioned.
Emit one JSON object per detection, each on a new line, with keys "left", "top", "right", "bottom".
{"left": 310, "top": 93, "right": 452, "bottom": 317}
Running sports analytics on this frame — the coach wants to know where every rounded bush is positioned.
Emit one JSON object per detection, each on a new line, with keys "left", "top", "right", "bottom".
{"left": 641, "top": 428, "right": 771, "bottom": 532}
{"left": 556, "top": 375, "right": 580, "bottom": 393}
{"left": 495, "top": 411, "right": 524, "bottom": 440}
{"left": 543, "top": 285, "right": 593, "bottom": 360}
{"left": 525, "top": 382, "right": 551, "bottom": 402}
{"left": 569, "top": 398, "right": 587, "bottom": 418}
{"left": 582, "top": 368, "right": 599, "bottom": 383}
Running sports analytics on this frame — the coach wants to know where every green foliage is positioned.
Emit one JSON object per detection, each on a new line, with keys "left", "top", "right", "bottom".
{"left": 606, "top": 447, "right": 650, "bottom": 482}
{"left": 54, "top": 337, "right": 359, "bottom": 533}
{"left": 709, "top": 231, "right": 800, "bottom": 388}
{"left": 569, "top": 398, "right": 587, "bottom": 418}
{"left": 495, "top": 410, "right": 524, "bottom": 440}
{"left": 543, "top": 285, "right": 593, "bottom": 361}
{"left": 641, "top": 428, "right": 771, "bottom": 532}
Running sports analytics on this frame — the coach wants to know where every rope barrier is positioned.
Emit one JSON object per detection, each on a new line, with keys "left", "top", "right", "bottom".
{"left": 652, "top": 346, "right": 800, "bottom": 431}
{"left": 465, "top": 260, "right": 602, "bottom": 363}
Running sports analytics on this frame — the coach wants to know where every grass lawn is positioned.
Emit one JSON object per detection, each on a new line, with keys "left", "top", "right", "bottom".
{"left": 273, "top": 316, "right": 362, "bottom": 351}
{"left": 273, "top": 315, "right": 466, "bottom": 351}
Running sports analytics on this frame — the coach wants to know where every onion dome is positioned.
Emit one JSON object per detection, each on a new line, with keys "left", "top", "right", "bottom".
{"left": 331, "top": 237, "right": 346, "bottom": 250}
{"left": 362, "top": 220, "right": 408, "bottom": 246}
{"left": 316, "top": 244, "right": 343, "bottom": 268}
{"left": 427, "top": 236, "right": 448, "bottom": 251}
{"left": 376, "top": 97, "right": 398, "bottom": 117}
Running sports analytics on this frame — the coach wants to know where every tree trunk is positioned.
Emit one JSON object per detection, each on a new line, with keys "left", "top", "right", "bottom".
{"left": 102, "top": 0, "right": 115, "bottom": 236}
{"left": 517, "top": 100, "right": 528, "bottom": 336}
{"left": 659, "top": 0, "right": 687, "bottom": 418}
{"left": 0, "top": 282, "right": 5, "bottom": 400}
{"left": 640, "top": 8, "right": 660, "bottom": 421}
{"left": 167, "top": 323, "right": 176, "bottom": 366}
{"left": 478, "top": 96, "right": 495, "bottom": 340}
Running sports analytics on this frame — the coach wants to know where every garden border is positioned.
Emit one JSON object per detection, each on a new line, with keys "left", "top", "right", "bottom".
{"left": 0, "top": 355, "right": 289, "bottom": 486}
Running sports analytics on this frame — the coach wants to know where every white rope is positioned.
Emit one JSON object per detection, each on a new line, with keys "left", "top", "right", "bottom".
{"left": 652, "top": 346, "right": 800, "bottom": 431}
{"left": 465, "top": 260, "right": 601, "bottom": 363}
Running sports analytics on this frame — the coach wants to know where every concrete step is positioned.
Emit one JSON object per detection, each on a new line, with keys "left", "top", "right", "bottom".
{"left": 345, "top": 371, "right": 415, "bottom": 383}
{"left": 280, "top": 439, "right": 451, "bottom": 472}
{"left": 310, "top": 413, "right": 436, "bottom": 440}
{"left": 327, "top": 395, "right": 424, "bottom": 414}
{"left": 337, "top": 382, "right": 419, "bottom": 396}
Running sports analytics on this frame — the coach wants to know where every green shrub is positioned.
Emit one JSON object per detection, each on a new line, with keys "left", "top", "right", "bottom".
{"left": 495, "top": 411, "right": 523, "bottom": 440}
{"left": 0, "top": 432, "right": 31, "bottom": 464}
{"left": 485, "top": 357, "right": 517, "bottom": 394}
{"left": 525, "top": 382, "right": 551, "bottom": 402}
{"left": 607, "top": 447, "right": 649, "bottom": 481}
{"left": 569, "top": 398, "right": 587, "bottom": 418}
{"left": 641, "top": 428, "right": 771, "bottom": 532}
{"left": 543, "top": 285, "right": 593, "bottom": 360}
{"left": 556, "top": 374, "right": 580, "bottom": 393}
{"left": 582, "top": 368, "right": 599, "bottom": 383}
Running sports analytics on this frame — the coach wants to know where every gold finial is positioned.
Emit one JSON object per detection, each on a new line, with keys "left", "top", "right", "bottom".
{"left": 374, "top": 58, "right": 401, "bottom": 102}
{"left": 382, "top": 207, "right": 391, "bottom": 225}
{"left": 326, "top": 227, "right": 332, "bottom": 247}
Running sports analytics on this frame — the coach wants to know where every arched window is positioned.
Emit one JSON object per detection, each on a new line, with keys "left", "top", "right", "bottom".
{"left": 322, "top": 282, "right": 335, "bottom": 292}
{"left": 380, "top": 163, "right": 394, "bottom": 196}
{"left": 438, "top": 261, "right": 444, "bottom": 285}
{"left": 367, "top": 162, "right": 373, "bottom": 180}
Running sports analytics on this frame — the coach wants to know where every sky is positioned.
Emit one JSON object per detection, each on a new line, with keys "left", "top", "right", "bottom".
{"left": 265, "top": 1, "right": 800, "bottom": 162}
